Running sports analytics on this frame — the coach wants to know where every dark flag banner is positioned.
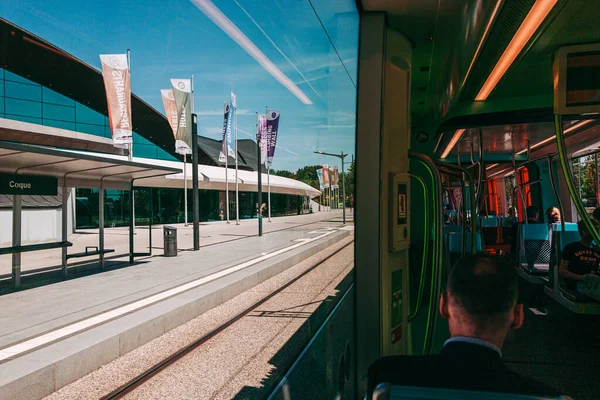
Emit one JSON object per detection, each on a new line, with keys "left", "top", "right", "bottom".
{"left": 266, "top": 110, "right": 280, "bottom": 167}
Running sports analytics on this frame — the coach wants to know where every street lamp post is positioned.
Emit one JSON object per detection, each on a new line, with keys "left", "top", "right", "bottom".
{"left": 314, "top": 150, "right": 348, "bottom": 224}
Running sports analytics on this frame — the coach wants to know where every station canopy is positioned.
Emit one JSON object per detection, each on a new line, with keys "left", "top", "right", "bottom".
{"left": 0, "top": 141, "right": 181, "bottom": 190}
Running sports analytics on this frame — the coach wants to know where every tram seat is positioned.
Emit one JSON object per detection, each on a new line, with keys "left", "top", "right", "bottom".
{"left": 443, "top": 225, "right": 461, "bottom": 236}
{"left": 479, "top": 216, "right": 499, "bottom": 245}
{"left": 499, "top": 217, "right": 517, "bottom": 245}
{"left": 544, "top": 228, "right": 600, "bottom": 314}
{"left": 371, "top": 383, "right": 565, "bottom": 400}
{"left": 547, "top": 224, "right": 579, "bottom": 289}
{"left": 517, "top": 224, "right": 551, "bottom": 283}
{"left": 446, "top": 231, "right": 483, "bottom": 267}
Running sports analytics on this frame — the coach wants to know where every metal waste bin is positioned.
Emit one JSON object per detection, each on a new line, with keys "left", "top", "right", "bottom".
{"left": 163, "top": 226, "right": 177, "bottom": 256}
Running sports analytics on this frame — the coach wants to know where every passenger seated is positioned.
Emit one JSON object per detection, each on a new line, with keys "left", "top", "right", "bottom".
{"left": 560, "top": 219, "right": 600, "bottom": 293}
{"left": 367, "top": 254, "right": 561, "bottom": 398}
{"left": 546, "top": 207, "right": 561, "bottom": 224}
{"left": 526, "top": 205, "right": 541, "bottom": 224}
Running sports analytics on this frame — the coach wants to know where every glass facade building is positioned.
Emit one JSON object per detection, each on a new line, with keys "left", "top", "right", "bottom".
{"left": 0, "top": 67, "right": 309, "bottom": 227}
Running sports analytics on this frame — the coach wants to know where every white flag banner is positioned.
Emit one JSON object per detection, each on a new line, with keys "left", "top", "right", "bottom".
{"left": 99, "top": 54, "right": 132, "bottom": 149}
{"left": 170, "top": 79, "right": 193, "bottom": 154}
{"left": 161, "top": 89, "right": 191, "bottom": 155}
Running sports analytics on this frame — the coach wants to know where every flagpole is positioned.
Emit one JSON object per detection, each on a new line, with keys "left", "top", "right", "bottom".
{"left": 225, "top": 101, "right": 230, "bottom": 224}
{"left": 187, "top": 75, "right": 194, "bottom": 227}
{"left": 127, "top": 48, "right": 135, "bottom": 234}
{"left": 266, "top": 106, "right": 271, "bottom": 222}
{"left": 234, "top": 98, "right": 239, "bottom": 225}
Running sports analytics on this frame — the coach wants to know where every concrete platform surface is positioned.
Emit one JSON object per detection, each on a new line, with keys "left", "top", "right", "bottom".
{"left": 0, "top": 218, "right": 352, "bottom": 400}
{"left": 0, "top": 209, "right": 351, "bottom": 277}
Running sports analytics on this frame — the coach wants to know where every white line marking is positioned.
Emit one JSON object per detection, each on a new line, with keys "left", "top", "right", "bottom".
{"left": 529, "top": 308, "right": 547, "bottom": 315}
{"left": 0, "top": 230, "right": 338, "bottom": 361}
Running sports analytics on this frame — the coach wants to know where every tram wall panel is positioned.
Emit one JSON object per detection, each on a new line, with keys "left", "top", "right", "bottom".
{"left": 0, "top": 229, "right": 350, "bottom": 400}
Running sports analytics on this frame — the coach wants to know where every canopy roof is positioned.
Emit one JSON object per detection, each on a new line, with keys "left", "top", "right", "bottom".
{"left": 0, "top": 142, "right": 181, "bottom": 190}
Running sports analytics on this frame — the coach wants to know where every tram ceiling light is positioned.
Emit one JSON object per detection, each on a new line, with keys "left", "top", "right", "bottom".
{"left": 475, "top": 0, "right": 557, "bottom": 101}
{"left": 440, "top": 128, "right": 466, "bottom": 159}
{"left": 515, "top": 119, "right": 594, "bottom": 155}
{"left": 486, "top": 163, "right": 499, "bottom": 170}
{"left": 190, "top": 0, "right": 312, "bottom": 105}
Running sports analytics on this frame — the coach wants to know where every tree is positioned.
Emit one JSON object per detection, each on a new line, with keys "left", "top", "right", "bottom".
{"left": 272, "top": 169, "right": 295, "bottom": 179}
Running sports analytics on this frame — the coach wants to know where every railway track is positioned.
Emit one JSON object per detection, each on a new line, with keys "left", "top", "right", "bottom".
{"left": 101, "top": 239, "right": 354, "bottom": 400}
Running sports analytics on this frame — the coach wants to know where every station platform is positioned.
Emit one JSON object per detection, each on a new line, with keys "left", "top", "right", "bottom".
{"left": 0, "top": 214, "right": 352, "bottom": 400}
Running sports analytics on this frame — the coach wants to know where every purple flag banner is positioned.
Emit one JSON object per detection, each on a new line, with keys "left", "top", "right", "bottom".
{"left": 266, "top": 110, "right": 280, "bottom": 167}
{"left": 257, "top": 114, "right": 268, "bottom": 165}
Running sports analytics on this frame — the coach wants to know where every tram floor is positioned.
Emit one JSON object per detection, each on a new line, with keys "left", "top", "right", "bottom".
{"left": 503, "top": 280, "right": 600, "bottom": 400}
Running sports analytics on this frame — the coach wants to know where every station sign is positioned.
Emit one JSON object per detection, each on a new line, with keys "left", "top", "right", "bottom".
{"left": 0, "top": 174, "right": 58, "bottom": 195}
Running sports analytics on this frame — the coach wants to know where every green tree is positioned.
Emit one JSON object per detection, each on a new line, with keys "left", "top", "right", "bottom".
{"left": 272, "top": 169, "right": 295, "bottom": 179}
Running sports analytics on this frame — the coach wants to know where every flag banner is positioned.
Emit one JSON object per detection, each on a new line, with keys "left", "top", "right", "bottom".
{"left": 257, "top": 114, "right": 268, "bottom": 165}
{"left": 230, "top": 91, "right": 237, "bottom": 108}
{"left": 266, "top": 110, "right": 280, "bottom": 167}
{"left": 99, "top": 54, "right": 132, "bottom": 149}
{"left": 170, "top": 79, "right": 193, "bottom": 154}
{"left": 322, "top": 165, "right": 330, "bottom": 187}
{"left": 219, "top": 103, "right": 235, "bottom": 163}
{"left": 333, "top": 166, "right": 339, "bottom": 189}
{"left": 329, "top": 168, "right": 335, "bottom": 189}
{"left": 161, "top": 89, "right": 191, "bottom": 155}
{"left": 316, "top": 168, "right": 324, "bottom": 190}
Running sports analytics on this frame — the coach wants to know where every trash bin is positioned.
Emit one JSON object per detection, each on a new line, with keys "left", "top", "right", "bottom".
{"left": 163, "top": 226, "right": 177, "bottom": 257}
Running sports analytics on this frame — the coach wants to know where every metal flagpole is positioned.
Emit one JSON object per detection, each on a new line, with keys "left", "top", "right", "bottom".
{"left": 256, "top": 112, "right": 263, "bottom": 236}
{"left": 235, "top": 97, "right": 239, "bottom": 225}
{"left": 266, "top": 106, "right": 271, "bottom": 222}
{"left": 225, "top": 101, "right": 230, "bottom": 224}
{"left": 184, "top": 154, "right": 188, "bottom": 226}
{"left": 127, "top": 48, "right": 135, "bottom": 234}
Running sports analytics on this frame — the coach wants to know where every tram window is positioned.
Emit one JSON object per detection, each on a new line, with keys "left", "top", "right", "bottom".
{"left": 572, "top": 153, "right": 600, "bottom": 215}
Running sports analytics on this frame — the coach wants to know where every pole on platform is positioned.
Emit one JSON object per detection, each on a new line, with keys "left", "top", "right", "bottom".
{"left": 61, "top": 185, "right": 69, "bottom": 277}
{"left": 341, "top": 151, "right": 346, "bottom": 224}
{"left": 127, "top": 49, "right": 135, "bottom": 235}
{"left": 256, "top": 112, "right": 263, "bottom": 236}
{"left": 99, "top": 187, "right": 105, "bottom": 270}
{"left": 12, "top": 195, "right": 21, "bottom": 289}
{"left": 184, "top": 154, "right": 188, "bottom": 226}
{"left": 225, "top": 102, "right": 230, "bottom": 224}
{"left": 267, "top": 165, "right": 271, "bottom": 222}
{"left": 235, "top": 103, "right": 240, "bottom": 225}
{"left": 192, "top": 114, "right": 200, "bottom": 250}
{"left": 129, "top": 183, "right": 134, "bottom": 264}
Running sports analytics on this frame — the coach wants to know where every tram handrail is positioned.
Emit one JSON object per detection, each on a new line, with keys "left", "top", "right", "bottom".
{"left": 438, "top": 167, "right": 467, "bottom": 257}
{"left": 408, "top": 174, "right": 430, "bottom": 323}
{"left": 547, "top": 154, "right": 566, "bottom": 232}
{"left": 554, "top": 115, "right": 600, "bottom": 247}
{"left": 436, "top": 161, "right": 477, "bottom": 254}
{"left": 409, "top": 150, "right": 443, "bottom": 355}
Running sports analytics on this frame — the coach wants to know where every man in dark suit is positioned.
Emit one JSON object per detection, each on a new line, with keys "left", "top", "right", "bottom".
{"left": 367, "top": 254, "right": 562, "bottom": 398}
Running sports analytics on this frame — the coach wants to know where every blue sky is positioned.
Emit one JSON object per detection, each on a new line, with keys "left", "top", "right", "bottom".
{"left": 0, "top": 0, "right": 358, "bottom": 172}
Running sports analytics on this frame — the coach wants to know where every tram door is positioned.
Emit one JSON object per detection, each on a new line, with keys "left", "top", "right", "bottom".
{"left": 355, "top": 14, "right": 412, "bottom": 395}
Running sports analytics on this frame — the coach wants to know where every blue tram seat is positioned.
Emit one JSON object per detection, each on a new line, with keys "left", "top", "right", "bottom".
{"left": 517, "top": 224, "right": 551, "bottom": 282}
{"left": 543, "top": 225, "right": 600, "bottom": 313}
{"left": 445, "top": 231, "right": 483, "bottom": 271}
{"left": 371, "top": 383, "right": 565, "bottom": 400}
{"left": 548, "top": 223, "right": 579, "bottom": 289}
{"left": 479, "top": 216, "right": 499, "bottom": 244}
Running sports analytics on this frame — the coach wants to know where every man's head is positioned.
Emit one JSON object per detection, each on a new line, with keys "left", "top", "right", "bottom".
{"left": 577, "top": 219, "right": 600, "bottom": 242}
{"left": 526, "top": 205, "right": 539, "bottom": 222}
{"left": 440, "top": 254, "right": 523, "bottom": 348}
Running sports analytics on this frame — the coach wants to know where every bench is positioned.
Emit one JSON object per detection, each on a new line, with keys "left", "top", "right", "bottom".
{"left": 0, "top": 241, "right": 72, "bottom": 255}
{"left": 66, "top": 246, "right": 115, "bottom": 260}
{"left": 372, "top": 383, "right": 565, "bottom": 400}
